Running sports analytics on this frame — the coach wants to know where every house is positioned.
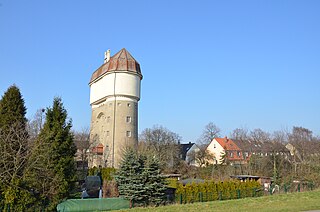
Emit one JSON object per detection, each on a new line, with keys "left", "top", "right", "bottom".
{"left": 207, "top": 137, "right": 243, "bottom": 165}
{"left": 180, "top": 142, "right": 201, "bottom": 166}
{"left": 207, "top": 137, "right": 290, "bottom": 165}
{"left": 286, "top": 141, "right": 320, "bottom": 162}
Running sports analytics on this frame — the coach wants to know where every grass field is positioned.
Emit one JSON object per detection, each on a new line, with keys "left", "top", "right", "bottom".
{"left": 120, "top": 190, "right": 320, "bottom": 212}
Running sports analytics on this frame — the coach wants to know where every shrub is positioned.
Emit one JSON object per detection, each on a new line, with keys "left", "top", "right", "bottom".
{"left": 175, "top": 179, "right": 262, "bottom": 204}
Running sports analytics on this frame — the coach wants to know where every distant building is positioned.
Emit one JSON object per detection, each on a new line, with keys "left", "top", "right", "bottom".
{"left": 207, "top": 137, "right": 243, "bottom": 165}
{"left": 88, "top": 48, "right": 143, "bottom": 168}
{"left": 207, "top": 137, "right": 290, "bottom": 165}
{"left": 180, "top": 142, "right": 201, "bottom": 166}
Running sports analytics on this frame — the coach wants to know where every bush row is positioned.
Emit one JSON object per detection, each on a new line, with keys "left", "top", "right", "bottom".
{"left": 175, "top": 180, "right": 262, "bottom": 203}
{"left": 88, "top": 167, "right": 117, "bottom": 181}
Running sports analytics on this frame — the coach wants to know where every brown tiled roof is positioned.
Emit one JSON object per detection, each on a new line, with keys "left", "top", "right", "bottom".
{"left": 90, "top": 48, "right": 142, "bottom": 83}
{"left": 215, "top": 137, "right": 243, "bottom": 161}
{"left": 232, "top": 139, "right": 289, "bottom": 154}
{"left": 215, "top": 137, "right": 240, "bottom": 151}
{"left": 232, "top": 139, "right": 260, "bottom": 152}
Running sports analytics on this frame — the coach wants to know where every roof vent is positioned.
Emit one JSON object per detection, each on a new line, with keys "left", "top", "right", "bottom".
{"left": 104, "top": 49, "right": 111, "bottom": 63}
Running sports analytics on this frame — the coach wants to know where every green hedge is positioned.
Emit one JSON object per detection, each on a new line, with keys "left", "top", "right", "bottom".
{"left": 88, "top": 167, "right": 117, "bottom": 181}
{"left": 175, "top": 180, "right": 262, "bottom": 204}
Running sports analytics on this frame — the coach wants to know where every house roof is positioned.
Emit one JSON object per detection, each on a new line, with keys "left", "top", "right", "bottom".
{"left": 90, "top": 48, "right": 142, "bottom": 83}
{"left": 211, "top": 137, "right": 244, "bottom": 161}
{"left": 180, "top": 142, "right": 195, "bottom": 160}
{"left": 232, "top": 139, "right": 260, "bottom": 152}
{"left": 215, "top": 137, "right": 240, "bottom": 151}
{"left": 232, "top": 139, "right": 289, "bottom": 154}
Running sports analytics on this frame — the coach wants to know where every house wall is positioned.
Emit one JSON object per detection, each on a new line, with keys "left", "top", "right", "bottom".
{"left": 186, "top": 144, "right": 201, "bottom": 166}
{"left": 207, "top": 139, "right": 225, "bottom": 164}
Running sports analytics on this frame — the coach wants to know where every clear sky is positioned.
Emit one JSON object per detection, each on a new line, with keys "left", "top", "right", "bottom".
{"left": 0, "top": 0, "right": 319, "bottom": 142}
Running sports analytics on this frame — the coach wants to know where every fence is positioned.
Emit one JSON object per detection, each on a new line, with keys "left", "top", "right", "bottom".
{"left": 173, "top": 180, "right": 315, "bottom": 205}
{"left": 267, "top": 181, "right": 315, "bottom": 195}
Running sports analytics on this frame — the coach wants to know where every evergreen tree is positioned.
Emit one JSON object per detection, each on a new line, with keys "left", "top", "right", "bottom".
{"left": 0, "top": 85, "right": 27, "bottom": 131}
{"left": 116, "top": 150, "right": 167, "bottom": 207}
{"left": 27, "top": 97, "right": 76, "bottom": 210}
{"left": 143, "top": 157, "right": 166, "bottom": 206}
{"left": 0, "top": 85, "right": 33, "bottom": 210}
{"left": 115, "top": 149, "right": 146, "bottom": 207}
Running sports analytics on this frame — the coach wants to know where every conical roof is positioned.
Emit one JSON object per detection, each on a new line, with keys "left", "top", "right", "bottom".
{"left": 90, "top": 48, "right": 142, "bottom": 83}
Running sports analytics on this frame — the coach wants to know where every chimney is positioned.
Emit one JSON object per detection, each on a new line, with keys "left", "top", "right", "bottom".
{"left": 225, "top": 136, "right": 228, "bottom": 142}
{"left": 104, "top": 49, "right": 111, "bottom": 63}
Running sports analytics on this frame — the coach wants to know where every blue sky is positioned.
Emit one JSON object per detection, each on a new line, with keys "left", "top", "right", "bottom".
{"left": 0, "top": 0, "right": 319, "bottom": 142}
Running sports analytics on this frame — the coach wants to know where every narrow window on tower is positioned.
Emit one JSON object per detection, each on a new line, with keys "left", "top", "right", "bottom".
{"left": 126, "top": 131, "right": 131, "bottom": 137}
{"left": 127, "top": 103, "right": 131, "bottom": 107}
{"left": 126, "top": 116, "right": 131, "bottom": 123}
{"left": 107, "top": 131, "right": 110, "bottom": 136}
{"left": 107, "top": 116, "right": 110, "bottom": 123}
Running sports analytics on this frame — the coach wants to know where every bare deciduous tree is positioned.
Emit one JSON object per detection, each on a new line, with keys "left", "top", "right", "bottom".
{"left": 0, "top": 124, "right": 29, "bottom": 187}
{"left": 139, "top": 125, "right": 181, "bottom": 172}
{"left": 198, "top": 122, "right": 221, "bottom": 145}
{"left": 188, "top": 146, "right": 215, "bottom": 167}
{"left": 27, "top": 108, "right": 45, "bottom": 140}
{"left": 230, "top": 128, "right": 249, "bottom": 141}
{"left": 250, "top": 128, "right": 271, "bottom": 143}
{"left": 73, "top": 127, "right": 91, "bottom": 176}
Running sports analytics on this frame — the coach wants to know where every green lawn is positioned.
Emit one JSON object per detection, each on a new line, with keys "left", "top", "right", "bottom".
{"left": 120, "top": 190, "right": 320, "bottom": 212}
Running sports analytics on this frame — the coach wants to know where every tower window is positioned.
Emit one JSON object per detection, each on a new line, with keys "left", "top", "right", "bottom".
{"left": 126, "top": 131, "right": 131, "bottom": 137}
{"left": 107, "top": 131, "right": 110, "bottom": 136}
{"left": 117, "top": 102, "right": 121, "bottom": 106}
{"left": 126, "top": 116, "right": 131, "bottom": 123}
{"left": 127, "top": 103, "right": 131, "bottom": 107}
{"left": 107, "top": 116, "right": 110, "bottom": 123}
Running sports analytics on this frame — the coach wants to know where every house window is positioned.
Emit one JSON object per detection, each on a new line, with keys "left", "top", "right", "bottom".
{"left": 126, "top": 131, "right": 131, "bottom": 137}
{"left": 126, "top": 116, "right": 131, "bottom": 123}
{"left": 230, "top": 152, "right": 233, "bottom": 158}
{"left": 245, "top": 152, "right": 249, "bottom": 157}
{"left": 214, "top": 143, "right": 216, "bottom": 148}
{"left": 237, "top": 151, "right": 241, "bottom": 157}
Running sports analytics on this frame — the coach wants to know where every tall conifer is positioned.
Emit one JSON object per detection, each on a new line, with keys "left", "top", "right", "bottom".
{"left": 28, "top": 97, "right": 76, "bottom": 210}
{"left": 0, "top": 85, "right": 31, "bottom": 210}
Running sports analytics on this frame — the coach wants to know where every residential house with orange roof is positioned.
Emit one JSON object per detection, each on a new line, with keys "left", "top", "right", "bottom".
{"left": 207, "top": 137, "right": 244, "bottom": 165}
{"left": 207, "top": 137, "right": 290, "bottom": 165}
